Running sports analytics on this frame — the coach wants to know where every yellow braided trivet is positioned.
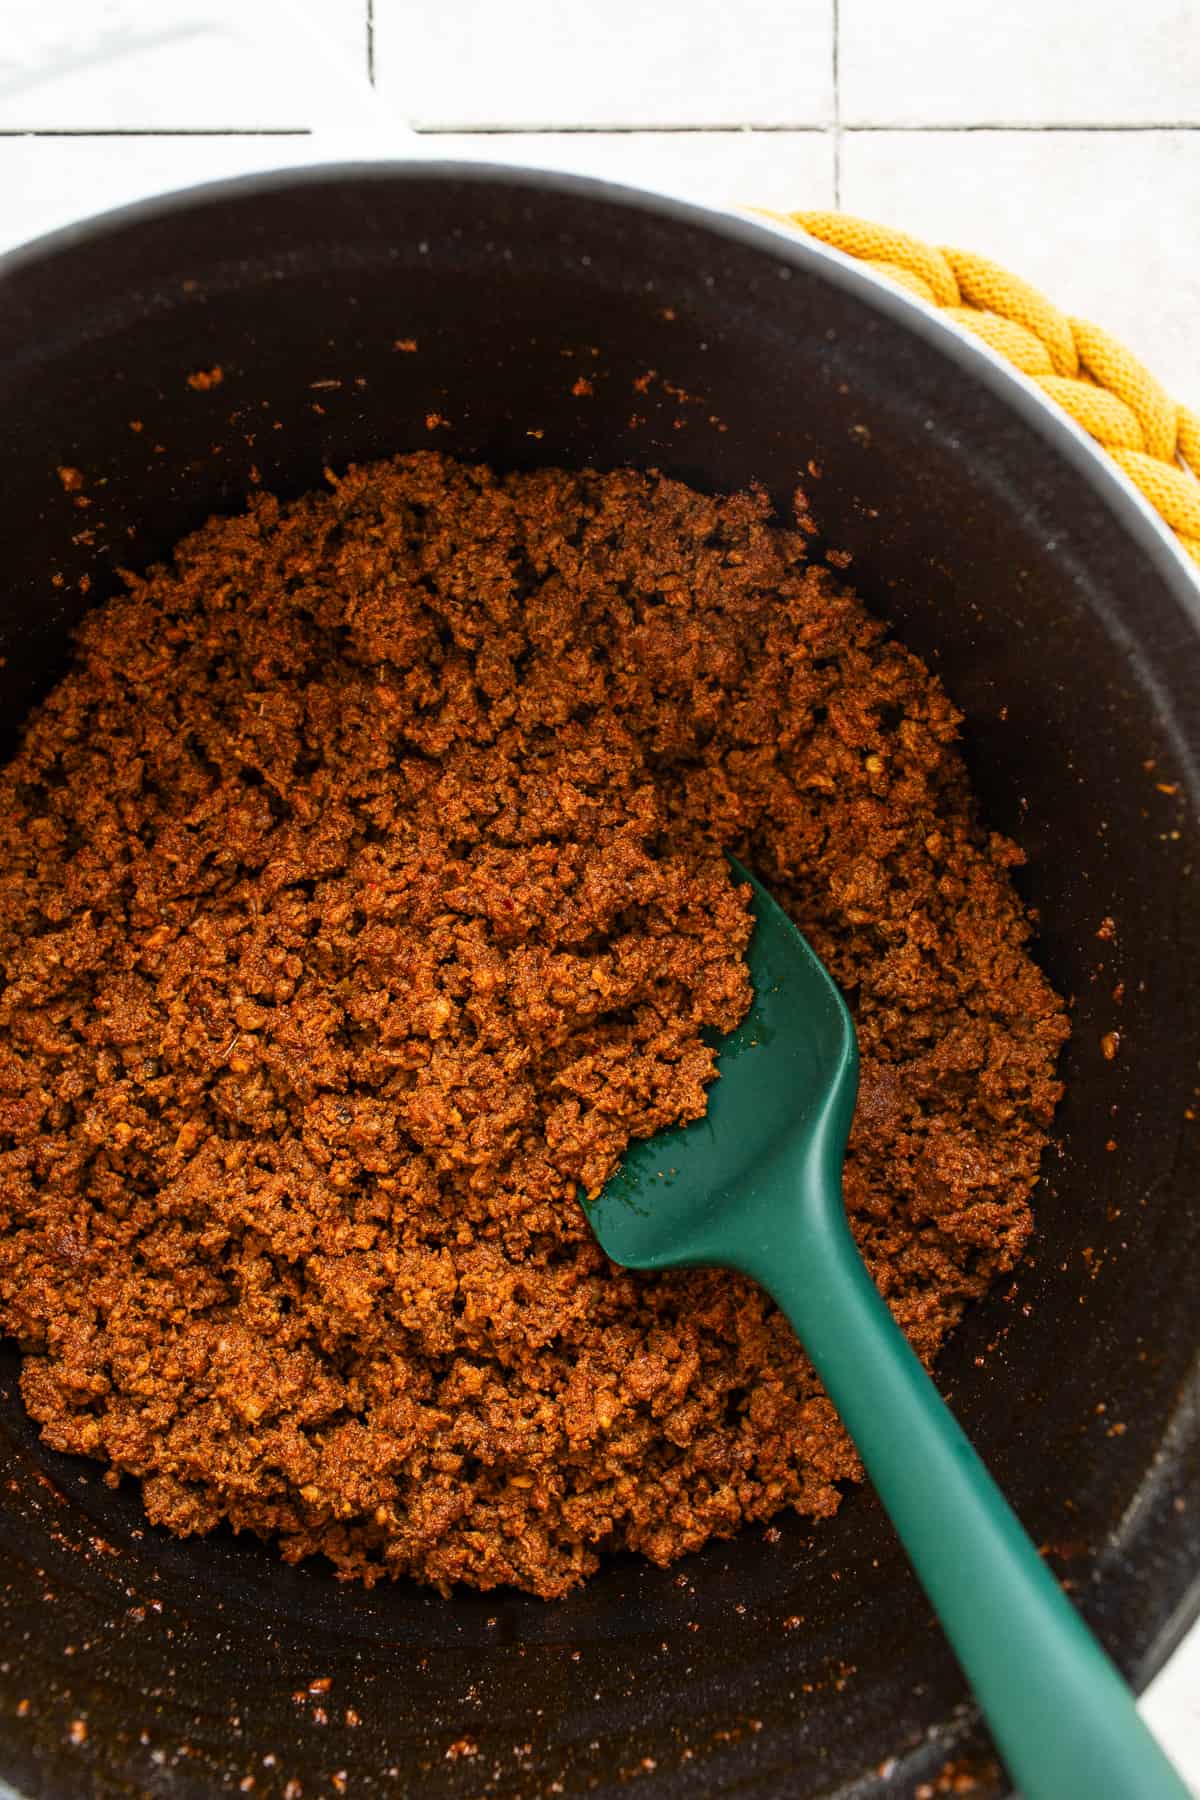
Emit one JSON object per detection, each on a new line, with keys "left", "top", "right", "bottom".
{"left": 762, "top": 210, "right": 1200, "bottom": 569}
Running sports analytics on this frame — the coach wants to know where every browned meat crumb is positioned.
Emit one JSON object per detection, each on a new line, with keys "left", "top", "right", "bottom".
{"left": 0, "top": 453, "right": 1068, "bottom": 1598}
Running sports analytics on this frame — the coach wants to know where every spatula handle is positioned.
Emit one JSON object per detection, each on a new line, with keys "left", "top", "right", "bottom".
{"left": 752, "top": 1191, "right": 1190, "bottom": 1800}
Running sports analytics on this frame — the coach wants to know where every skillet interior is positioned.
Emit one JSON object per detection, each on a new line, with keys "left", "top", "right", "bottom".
{"left": 0, "top": 165, "right": 1196, "bottom": 1799}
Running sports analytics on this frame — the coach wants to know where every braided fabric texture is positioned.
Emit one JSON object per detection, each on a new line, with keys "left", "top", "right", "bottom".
{"left": 764, "top": 210, "right": 1200, "bottom": 569}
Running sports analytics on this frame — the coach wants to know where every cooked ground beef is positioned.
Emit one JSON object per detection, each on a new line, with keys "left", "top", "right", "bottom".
{"left": 0, "top": 453, "right": 1068, "bottom": 1598}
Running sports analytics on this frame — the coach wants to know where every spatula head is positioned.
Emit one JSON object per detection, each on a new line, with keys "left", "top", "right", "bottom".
{"left": 583, "top": 860, "right": 858, "bottom": 1277}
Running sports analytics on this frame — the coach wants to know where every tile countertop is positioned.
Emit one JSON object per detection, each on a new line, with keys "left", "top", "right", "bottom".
{"left": 1, "top": 0, "right": 1198, "bottom": 1790}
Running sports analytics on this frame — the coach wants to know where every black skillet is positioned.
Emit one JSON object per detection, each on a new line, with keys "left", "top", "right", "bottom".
{"left": 0, "top": 166, "right": 1197, "bottom": 1798}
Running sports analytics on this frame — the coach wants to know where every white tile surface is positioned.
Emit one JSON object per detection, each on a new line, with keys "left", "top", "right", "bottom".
{"left": 0, "top": 132, "right": 370, "bottom": 255}
{"left": 373, "top": 0, "right": 834, "bottom": 127}
{"left": 0, "top": 0, "right": 1198, "bottom": 1790}
{"left": 406, "top": 129, "right": 836, "bottom": 211}
{"left": 1144, "top": 1646, "right": 1200, "bottom": 1789}
{"left": 840, "top": 0, "right": 1200, "bottom": 125}
{"left": 0, "top": 0, "right": 370, "bottom": 129}
{"left": 840, "top": 129, "right": 1200, "bottom": 404}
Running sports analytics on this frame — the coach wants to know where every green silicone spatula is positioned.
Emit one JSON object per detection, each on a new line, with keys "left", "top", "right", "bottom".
{"left": 585, "top": 860, "right": 1189, "bottom": 1800}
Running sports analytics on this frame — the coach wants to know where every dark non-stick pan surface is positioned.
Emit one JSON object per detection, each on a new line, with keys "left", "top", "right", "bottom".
{"left": 0, "top": 166, "right": 1197, "bottom": 1799}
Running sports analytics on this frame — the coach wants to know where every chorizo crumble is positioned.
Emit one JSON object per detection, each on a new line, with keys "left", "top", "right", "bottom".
{"left": 0, "top": 454, "right": 1068, "bottom": 1597}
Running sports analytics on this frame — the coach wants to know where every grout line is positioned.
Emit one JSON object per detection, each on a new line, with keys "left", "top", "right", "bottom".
{"left": 842, "top": 120, "right": 1200, "bottom": 133}
{"left": 832, "top": 0, "right": 841, "bottom": 207}
{"left": 367, "top": 0, "right": 376, "bottom": 86}
{"left": 406, "top": 120, "right": 1200, "bottom": 136}
{"left": 3, "top": 123, "right": 1198, "bottom": 142}
{"left": 0, "top": 127, "right": 313, "bottom": 139}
